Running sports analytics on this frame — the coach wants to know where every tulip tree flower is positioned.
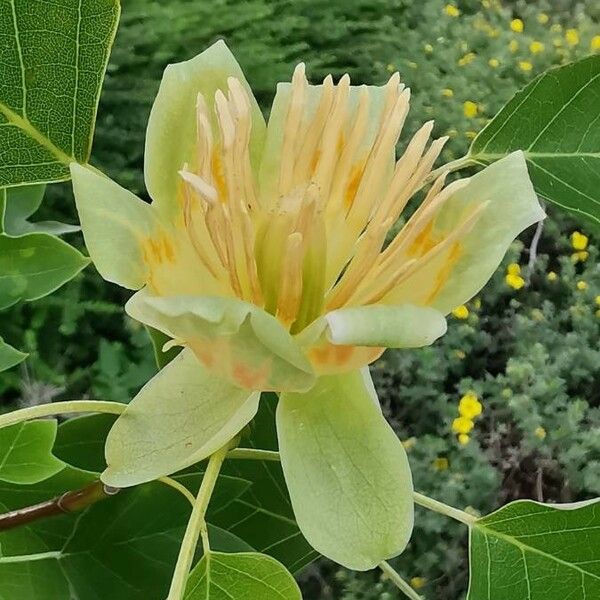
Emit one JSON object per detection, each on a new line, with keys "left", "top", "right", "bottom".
{"left": 70, "top": 41, "right": 544, "bottom": 571}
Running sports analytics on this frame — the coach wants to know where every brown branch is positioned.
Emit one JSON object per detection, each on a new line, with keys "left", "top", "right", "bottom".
{"left": 0, "top": 481, "right": 120, "bottom": 532}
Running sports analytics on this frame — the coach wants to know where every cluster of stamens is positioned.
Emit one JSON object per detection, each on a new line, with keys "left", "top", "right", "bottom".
{"left": 177, "top": 65, "right": 485, "bottom": 332}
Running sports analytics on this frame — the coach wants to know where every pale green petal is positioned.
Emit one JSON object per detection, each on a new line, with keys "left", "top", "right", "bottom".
{"left": 102, "top": 348, "right": 260, "bottom": 488}
{"left": 145, "top": 40, "right": 266, "bottom": 217}
{"left": 384, "top": 151, "right": 545, "bottom": 313}
{"left": 295, "top": 304, "right": 446, "bottom": 375}
{"left": 70, "top": 163, "right": 159, "bottom": 290}
{"left": 277, "top": 370, "right": 414, "bottom": 570}
{"left": 126, "top": 289, "right": 315, "bottom": 392}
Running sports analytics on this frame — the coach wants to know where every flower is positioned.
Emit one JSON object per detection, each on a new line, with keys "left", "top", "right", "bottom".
{"left": 547, "top": 271, "right": 558, "bottom": 281}
{"left": 534, "top": 426, "right": 547, "bottom": 440}
{"left": 577, "top": 281, "right": 588, "bottom": 291}
{"left": 509, "top": 40, "right": 519, "bottom": 53}
{"left": 519, "top": 61, "right": 533, "bottom": 73}
{"left": 444, "top": 4, "right": 460, "bottom": 17}
{"left": 442, "top": 88, "right": 454, "bottom": 97}
{"left": 458, "top": 52, "right": 476, "bottom": 66}
{"left": 488, "top": 58, "right": 500, "bottom": 68}
{"left": 571, "top": 231, "right": 588, "bottom": 250}
{"left": 452, "top": 305, "right": 469, "bottom": 319}
{"left": 433, "top": 457, "right": 450, "bottom": 471}
{"left": 459, "top": 393, "right": 483, "bottom": 418}
{"left": 510, "top": 18, "right": 524, "bottom": 33}
{"left": 592, "top": 36, "right": 600, "bottom": 51}
{"left": 505, "top": 263, "right": 525, "bottom": 289}
{"left": 70, "top": 41, "right": 544, "bottom": 570}
{"left": 463, "top": 100, "right": 478, "bottom": 118}
{"left": 452, "top": 417, "right": 475, "bottom": 434}
{"left": 458, "top": 433, "right": 470, "bottom": 445}
{"left": 566, "top": 29, "right": 580, "bottom": 46}
{"left": 595, "top": 296, "right": 600, "bottom": 306}
{"left": 537, "top": 13, "right": 549, "bottom": 24}
{"left": 571, "top": 251, "right": 589, "bottom": 264}
{"left": 424, "top": 43, "right": 433, "bottom": 54}
{"left": 410, "top": 577, "right": 427, "bottom": 590}
{"left": 529, "top": 41, "right": 545, "bottom": 54}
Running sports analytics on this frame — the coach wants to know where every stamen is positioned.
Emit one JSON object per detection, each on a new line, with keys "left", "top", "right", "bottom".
{"left": 195, "top": 93, "right": 213, "bottom": 181}
{"left": 280, "top": 63, "right": 307, "bottom": 197}
{"left": 178, "top": 169, "right": 218, "bottom": 204}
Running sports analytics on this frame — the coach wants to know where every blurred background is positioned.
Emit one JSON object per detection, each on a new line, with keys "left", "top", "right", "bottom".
{"left": 1, "top": 0, "right": 599, "bottom": 598}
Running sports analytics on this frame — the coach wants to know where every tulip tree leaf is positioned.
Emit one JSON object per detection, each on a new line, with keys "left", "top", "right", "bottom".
{"left": 0, "top": 185, "right": 79, "bottom": 236}
{"left": 468, "top": 499, "right": 600, "bottom": 600}
{"left": 0, "top": 0, "right": 121, "bottom": 187}
{"left": 0, "top": 467, "right": 193, "bottom": 600}
{"left": 0, "top": 421, "right": 64, "bottom": 484}
{"left": 0, "top": 232, "right": 89, "bottom": 310}
{"left": 0, "top": 336, "right": 27, "bottom": 371}
{"left": 469, "top": 55, "right": 600, "bottom": 226}
{"left": 184, "top": 552, "right": 302, "bottom": 600}
{"left": 218, "top": 393, "right": 319, "bottom": 573}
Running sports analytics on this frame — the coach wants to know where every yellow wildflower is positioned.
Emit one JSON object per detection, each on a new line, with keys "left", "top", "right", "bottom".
{"left": 595, "top": 295, "right": 600, "bottom": 306}
{"left": 402, "top": 437, "right": 417, "bottom": 451}
{"left": 509, "top": 40, "right": 519, "bottom": 53}
{"left": 411, "top": 577, "right": 427, "bottom": 590}
{"left": 408, "top": 61, "right": 418, "bottom": 69}
{"left": 551, "top": 24, "right": 562, "bottom": 33}
{"left": 488, "top": 58, "right": 500, "bottom": 68}
{"left": 458, "top": 433, "right": 470, "bottom": 445}
{"left": 537, "top": 13, "right": 549, "bottom": 24}
{"left": 452, "top": 417, "right": 474, "bottom": 435}
{"left": 571, "top": 231, "right": 588, "bottom": 250}
{"left": 458, "top": 52, "right": 476, "bottom": 66}
{"left": 506, "top": 273, "right": 525, "bottom": 289}
{"left": 592, "top": 36, "right": 600, "bottom": 51}
{"left": 566, "top": 29, "right": 580, "bottom": 46}
{"left": 519, "top": 61, "right": 533, "bottom": 73}
{"left": 465, "top": 131, "right": 477, "bottom": 139}
{"left": 463, "top": 100, "right": 479, "bottom": 118}
{"left": 547, "top": 271, "right": 558, "bottom": 281}
{"left": 433, "top": 457, "right": 450, "bottom": 471}
{"left": 444, "top": 4, "right": 460, "bottom": 17}
{"left": 529, "top": 41, "right": 545, "bottom": 54}
{"left": 534, "top": 426, "right": 546, "bottom": 440}
{"left": 571, "top": 251, "right": 589, "bottom": 264}
{"left": 507, "top": 263, "right": 521, "bottom": 276}
{"left": 454, "top": 349, "right": 466, "bottom": 359}
{"left": 510, "top": 18, "right": 524, "bottom": 33}
{"left": 577, "top": 281, "right": 588, "bottom": 291}
{"left": 452, "top": 305, "right": 470, "bottom": 319}
{"left": 459, "top": 393, "right": 483, "bottom": 419}
{"left": 442, "top": 88, "right": 454, "bottom": 97}
{"left": 473, "top": 297, "right": 482, "bottom": 309}
{"left": 386, "top": 63, "right": 396, "bottom": 73}
{"left": 424, "top": 43, "right": 434, "bottom": 54}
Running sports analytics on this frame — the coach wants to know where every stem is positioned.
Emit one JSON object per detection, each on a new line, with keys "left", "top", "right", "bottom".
{"left": 158, "top": 477, "right": 195, "bottom": 506}
{"left": 0, "top": 481, "right": 119, "bottom": 532}
{"left": 379, "top": 561, "right": 424, "bottom": 600}
{"left": 0, "top": 401, "right": 126, "bottom": 429}
{"left": 226, "top": 448, "right": 280, "bottom": 461}
{"left": 167, "top": 444, "right": 230, "bottom": 600}
{"left": 413, "top": 491, "right": 476, "bottom": 526}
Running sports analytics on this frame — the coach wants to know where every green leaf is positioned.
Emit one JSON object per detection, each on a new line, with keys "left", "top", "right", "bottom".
{"left": 184, "top": 552, "right": 301, "bottom": 600}
{"left": 0, "top": 467, "right": 193, "bottom": 600}
{"left": 468, "top": 498, "right": 600, "bottom": 600}
{"left": 0, "top": 336, "right": 27, "bottom": 371}
{"left": 0, "top": 421, "right": 64, "bottom": 484}
{"left": 53, "top": 413, "right": 118, "bottom": 472}
{"left": 103, "top": 349, "right": 261, "bottom": 488}
{"left": 0, "top": 232, "right": 89, "bottom": 310}
{"left": 1, "top": 184, "right": 79, "bottom": 236}
{"left": 217, "top": 393, "right": 318, "bottom": 573}
{"left": 469, "top": 56, "right": 600, "bottom": 225}
{"left": 278, "top": 370, "right": 414, "bottom": 571}
{"left": 0, "top": 0, "right": 120, "bottom": 187}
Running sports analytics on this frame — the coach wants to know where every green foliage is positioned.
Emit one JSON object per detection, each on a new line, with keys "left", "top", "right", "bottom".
{"left": 185, "top": 552, "right": 302, "bottom": 600}
{"left": 470, "top": 56, "right": 600, "bottom": 227}
{"left": 468, "top": 499, "right": 600, "bottom": 599}
{"left": 0, "top": 0, "right": 120, "bottom": 186}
